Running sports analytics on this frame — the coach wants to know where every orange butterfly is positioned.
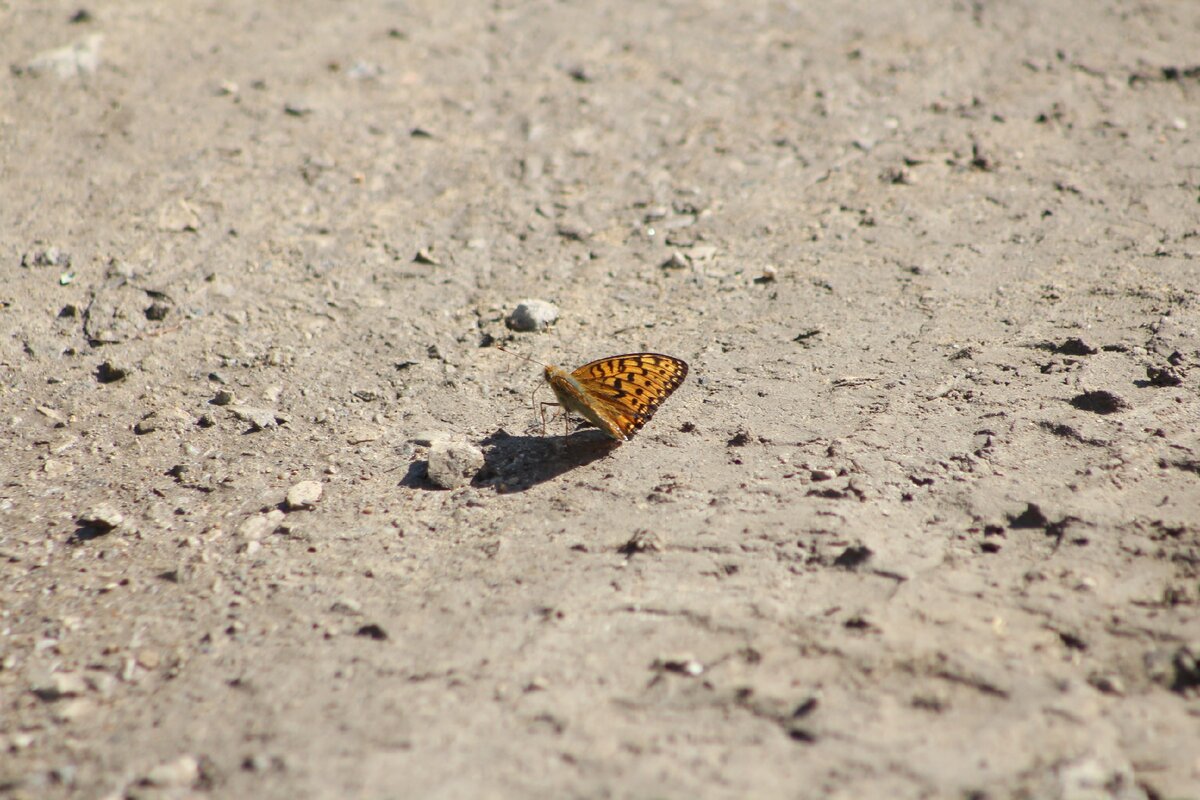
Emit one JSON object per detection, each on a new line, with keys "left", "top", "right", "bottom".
{"left": 501, "top": 349, "right": 688, "bottom": 441}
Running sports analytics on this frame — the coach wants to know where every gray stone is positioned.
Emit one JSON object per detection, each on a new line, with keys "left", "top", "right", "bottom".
{"left": 661, "top": 250, "right": 689, "bottom": 270}
{"left": 143, "top": 755, "right": 199, "bottom": 788}
{"left": 77, "top": 504, "right": 123, "bottom": 532}
{"left": 33, "top": 671, "right": 88, "bottom": 701}
{"left": 506, "top": 299, "right": 559, "bottom": 332}
{"left": 24, "top": 34, "right": 103, "bottom": 79}
{"left": 409, "top": 429, "right": 453, "bottom": 447}
{"left": 330, "top": 598, "right": 362, "bottom": 615}
{"left": 556, "top": 219, "right": 592, "bottom": 241}
{"left": 236, "top": 515, "right": 271, "bottom": 541}
{"left": 285, "top": 480, "right": 322, "bottom": 511}
{"left": 229, "top": 406, "right": 286, "bottom": 430}
{"left": 51, "top": 698, "right": 95, "bottom": 722}
{"left": 427, "top": 440, "right": 484, "bottom": 489}
{"left": 84, "top": 671, "right": 119, "bottom": 697}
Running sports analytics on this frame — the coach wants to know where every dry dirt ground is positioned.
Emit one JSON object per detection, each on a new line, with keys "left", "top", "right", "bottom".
{"left": 2, "top": 1, "right": 1200, "bottom": 798}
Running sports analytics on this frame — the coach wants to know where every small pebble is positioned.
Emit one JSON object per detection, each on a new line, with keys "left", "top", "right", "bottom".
{"left": 136, "top": 649, "right": 161, "bottom": 670}
{"left": 413, "top": 247, "right": 441, "bottom": 265}
{"left": 506, "top": 299, "right": 559, "bottom": 332}
{"left": 1087, "top": 673, "right": 1125, "bottom": 696}
{"left": 51, "top": 764, "right": 77, "bottom": 786}
{"left": 236, "top": 515, "right": 271, "bottom": 541}
{"left": 1145, "top": 364, "right": 1184, "bottom": 387}
{"left": 657, "top": 656, "right": 705, "bottom": 676}
{"left": 330, "top": 598, "right": 362, "bottom": 615}
{"left": 283, "top": 100, "right": 313, "bottom": 117}
{"left": 242, "top": 753, "right": 283, "bottom": 772}
{"left": 33, "top": 672, "right": 88, "bottom": 701}
{"left": 211, "top": 389, "right": 235, "bottom": 406}
{"left": 661, "top": 251, "right": 689, "bottom": 270}
{"left": 285, "top": 480, "right": 322, "bottom": 511}
{"left": 22, "top": 247, "right": 72, "bottom": 268}
{"left": 77, "top": 504, "right": 123, "bottom": 532}
{"left": 426, "top": 440, "right": 484, "bottom": 489}
{"left": 556, "top": 220, "right": 592, "bottom": 241}
{"left": 229, "top": 406, "right": 285, "bottom": 431}
{"left": 24, "top": 34, "right": 102, "bottom": 79}
{"left": 143, "top": 755, "right": 199, "bottom": 788}
{"left": 408, "top": 430, "right": 453, "bottom": 447}
{"left": 85, "top": 672, "right": 118, "bottom": 697}
{"left": 44, "top": 460, "right": 74, "bottom": 478}
{"left": 52, "top": 698, "right": 95, "bottom": 722}
{"left": 8, "top": 732, "right": 35, "bottom": 750}
{"left": 36, "top": 406, "right": 68, "bottom": 426}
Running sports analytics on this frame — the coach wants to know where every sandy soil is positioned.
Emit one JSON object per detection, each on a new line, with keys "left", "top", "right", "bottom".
{"left": 2, "top": 1, "right": 1199, "bottom": 797}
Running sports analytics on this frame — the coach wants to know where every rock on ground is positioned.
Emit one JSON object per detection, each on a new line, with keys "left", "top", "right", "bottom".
{"left": 426, "top": 441, "right": 484, "bottom": 489}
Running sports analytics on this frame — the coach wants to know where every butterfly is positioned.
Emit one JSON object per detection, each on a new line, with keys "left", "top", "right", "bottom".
{"left": 500, "top": 349, "right": 689, "bottom": 441}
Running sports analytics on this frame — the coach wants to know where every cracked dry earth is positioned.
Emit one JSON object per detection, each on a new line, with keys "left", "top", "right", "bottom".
{"left": 2, "top": 0, "right": 1200, "bottom": 798}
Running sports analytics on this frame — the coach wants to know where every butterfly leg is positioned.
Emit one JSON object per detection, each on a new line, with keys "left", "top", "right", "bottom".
{"left": 531, "top": 384, "right": 556, "bottom": 436}
{"left": 537, "top": 401, "right": 560, "bottom": 437}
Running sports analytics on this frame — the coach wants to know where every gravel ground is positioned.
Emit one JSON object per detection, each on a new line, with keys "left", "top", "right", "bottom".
{"left": 2, "top": 1, "right": 1199, "bottom": 798}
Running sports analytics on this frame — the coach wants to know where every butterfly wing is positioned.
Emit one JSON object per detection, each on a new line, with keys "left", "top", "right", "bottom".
{"left": 570, "top": 353, "right": 688, "bottom": 439}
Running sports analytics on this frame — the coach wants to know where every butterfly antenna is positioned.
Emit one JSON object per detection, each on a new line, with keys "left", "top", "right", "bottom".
{"left": 494, "top": 344, "right": 548, "bottom": 367}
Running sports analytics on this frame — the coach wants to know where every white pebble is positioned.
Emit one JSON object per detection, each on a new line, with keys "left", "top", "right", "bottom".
{"left": 285, "top": 480, "right": 323, "bottom": 511}
{"left": 427, "top": 441, "right": 484, "bottom": 489}
{"left": 506, "top": 299, "right": 559, "bottom": 332}
{"left": 143, "top": 755, "right": 199, "bottom": 788}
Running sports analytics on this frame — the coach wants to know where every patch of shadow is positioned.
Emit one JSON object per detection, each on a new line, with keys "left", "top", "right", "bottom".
{"left": 1057, "top": 630, "right": 1088, "bottom": 651}
{"left": 1035, "top": 337, "right": 1098, "bottom": 356}
{"left": 1129, "top": 64, "right": 1200, "bottom": 85}
{"left": 792, "top": 329, "right": 822, "bottom": 346}
{"left": 833, "top": 544, "right": 873, "bottom": 569}
{"left": 1069, "top": 390, "right": 1128, "bottom": 414}
{"left": 806, "top": 484, "right": 865, "bottom": 501}
{"left": 356, "top": 623, "right": 389, "bottom": 641}
{"left": 1161, "top": 458, "right": 1200, "bottom": 476}
{"left": 398, "top": 459, "right": 431, "bottom": 488}
{"left": 1008, "top": 503, "right": 1049, "bottom": 529}
{"left": 1037, "top": 420, "right": 1110, "bottom": 447}
{"left": 733, "top": 690, "right": 820, "bottom": 746}
{"left": 475, "top": 429, "right": 618, "bottom": 493}
{"left": 69, "top": 523, "right": 113, "bottom": 543}
{"left": 1007, "top": 502, "right": 1080, "bottom": 544}
{"left": 1169, "top": 646, "right": 1200, "bottom": 693}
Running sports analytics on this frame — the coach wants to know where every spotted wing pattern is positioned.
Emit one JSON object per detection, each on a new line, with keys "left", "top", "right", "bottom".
{"left": 568, "top": 353, "right": 688, "bottom": 439}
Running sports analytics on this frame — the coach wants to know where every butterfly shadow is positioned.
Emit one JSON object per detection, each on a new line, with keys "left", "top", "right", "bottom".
{"left": 475, "top": 428, "right": 619, "bottom": 492}
{"left": 398, "top": 427, "right": 620, "bottom": 492}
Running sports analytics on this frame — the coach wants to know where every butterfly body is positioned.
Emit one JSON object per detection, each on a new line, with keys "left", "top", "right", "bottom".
{"left": 542, "top": 353, "right": 688, "bottom": 441}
